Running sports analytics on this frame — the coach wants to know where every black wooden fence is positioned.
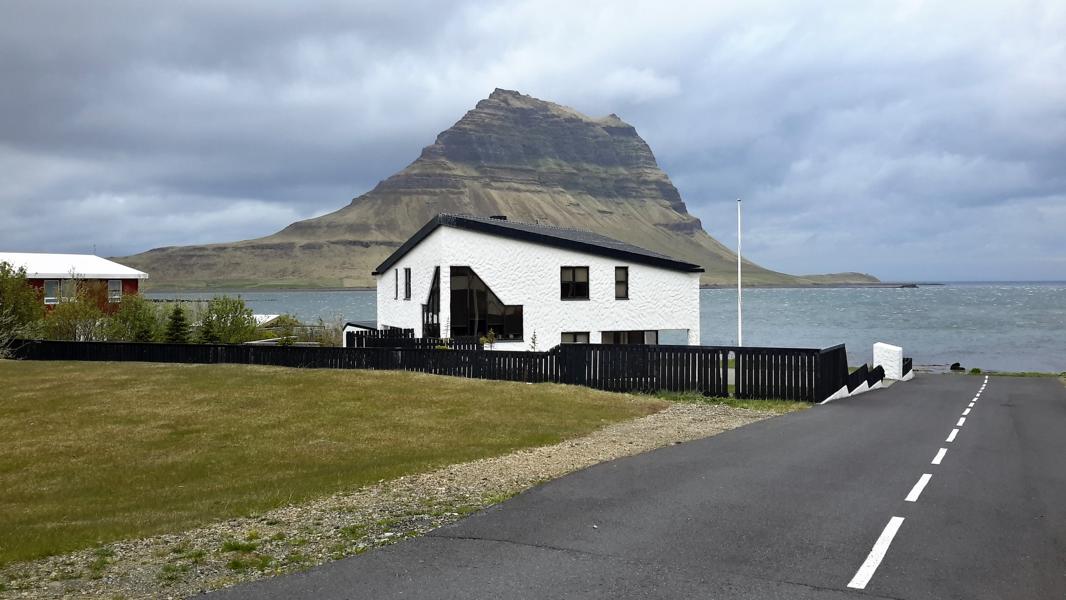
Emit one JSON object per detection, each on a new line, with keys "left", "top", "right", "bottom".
{"left": 9, "top": 339, "right": 852, "bottom": 403}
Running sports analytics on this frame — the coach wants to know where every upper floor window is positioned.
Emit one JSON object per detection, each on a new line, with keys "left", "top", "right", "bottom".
{"left": 108, "top": 279, "right": 122, "bottom": 303}
{"left": 560, "top": 266, "right": 589, "bottom": 300}
{"left": 394, "top": 269, "right": 398, "bottom": 300}
{"left": 561, "top": 331, "right": 590, "bottom": 344}
{"left": 403, "top": 268, "right": 412, "bottom": 300}
{"left": 43, "top": 280, "right": 59, "bottom": 305}
{"left": 615, "top": 267, "right": 628, "bottom": 299}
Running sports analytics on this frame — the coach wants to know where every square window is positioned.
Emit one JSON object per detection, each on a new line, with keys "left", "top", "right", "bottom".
{"left": 561, "top": 267, "right": 589, "bottom": 300}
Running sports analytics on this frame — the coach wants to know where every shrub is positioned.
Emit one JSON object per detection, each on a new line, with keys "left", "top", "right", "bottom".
{"left": 105, "top": 294, "right": 162, "bottom": 342}
{"left": 42, "top": 282, "right": 106, "bottom": 341}
{"left": 197, "top": 296, "right": 257, "bottom": 344}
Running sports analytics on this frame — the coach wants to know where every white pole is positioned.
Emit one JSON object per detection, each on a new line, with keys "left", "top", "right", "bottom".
{"left": 737, "top": 198, "right": 743, "bottom": 347}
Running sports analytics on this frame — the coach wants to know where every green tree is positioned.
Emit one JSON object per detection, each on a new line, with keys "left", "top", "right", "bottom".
{"left": 164, "top": 305, "right": 191, "bottom": 344}
{"left": 0, "top": 261, "right": 44, "bottom": 354}
{"left": 104, "top": 294, "right": 161, "bottom": 342}
{"left": 198, "top": 295, "right": 257, "bottom": 344}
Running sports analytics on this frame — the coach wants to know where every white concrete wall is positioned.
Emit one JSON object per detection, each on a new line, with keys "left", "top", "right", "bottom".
{"left": 375, "top": 226, "right": 701, "bottom": 350}
{"left": 874, "top": 342, "right": 904, "bottom": 380}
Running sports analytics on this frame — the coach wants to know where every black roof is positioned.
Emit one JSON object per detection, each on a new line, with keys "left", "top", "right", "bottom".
{"left": 373, "top": 214, "right": 704, "bottom": 275}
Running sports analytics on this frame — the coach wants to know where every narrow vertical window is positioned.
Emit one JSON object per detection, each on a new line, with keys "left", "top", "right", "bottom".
{"left": 43, "top": 280, "right": 59, "bottom": 305}
{"left": 108, "top": 279, "right": 122, "bottom": 303}
{"left": 560, "top": 266, "right": 589, "bottom": 300}
{"left": 615, "top": 267, "right": 628, "bottom": 299}
{"left": 404, "top": 268, "right": 412, "bottom": 300}
{"left": 394, "top": 269, "right": 398, "bottom": 300}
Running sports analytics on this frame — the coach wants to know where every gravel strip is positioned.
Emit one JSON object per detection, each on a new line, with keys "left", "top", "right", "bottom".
{"left": 0, "top": 402, "right": 774, "bottom": 599}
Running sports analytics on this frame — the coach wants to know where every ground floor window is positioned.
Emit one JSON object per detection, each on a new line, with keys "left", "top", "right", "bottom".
{"left": 601, "top": 330, "right": 658, "bottom": 345}
{"left": 43, "top": 279, "right": 59, "bottom": 304}
{"left": 108, "top": 279, "right": 122, "bottom": 302}
{"left": 450, "top": 266, "right": 523, "bottom": 340}
{"left": 561, "top": 331, "right": 590, "bottom": 344}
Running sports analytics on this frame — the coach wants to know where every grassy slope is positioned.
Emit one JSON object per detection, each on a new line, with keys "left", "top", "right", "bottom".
{"left": 0, "top": 361, "right": 664, "bottom": 565}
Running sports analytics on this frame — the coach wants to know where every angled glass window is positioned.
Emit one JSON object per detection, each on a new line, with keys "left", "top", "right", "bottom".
{"left": 561, "top": 266, "right": 589, "bottom": 300}
{"left": 450, "top": 266, "right": 523, "bottom": 340}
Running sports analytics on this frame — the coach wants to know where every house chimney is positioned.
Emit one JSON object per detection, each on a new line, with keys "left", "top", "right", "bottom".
{"left": 489, "top": 215, "right": 507, "bottom": 220}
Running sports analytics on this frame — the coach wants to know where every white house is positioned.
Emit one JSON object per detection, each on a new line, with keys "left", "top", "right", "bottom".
{"left": 373, "top": 214, "right": 703, "bottom": 350}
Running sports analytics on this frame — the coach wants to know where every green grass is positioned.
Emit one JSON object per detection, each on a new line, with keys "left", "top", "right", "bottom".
{"left": 0, "top": 361, "right": 664, "bottom": 565}
{"left": 655, "top": 391, "right": 809, "bottom": 414}
{"left": 980, "top": 371, "right": 1066, "bottom": 378}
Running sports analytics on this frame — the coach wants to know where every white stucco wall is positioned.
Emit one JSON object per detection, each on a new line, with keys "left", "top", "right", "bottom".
{"left": 375, "top": 226, "right": 701, "bottom": 350}
{"left": 873, "top": 342, "right": 904, "bottom": 380}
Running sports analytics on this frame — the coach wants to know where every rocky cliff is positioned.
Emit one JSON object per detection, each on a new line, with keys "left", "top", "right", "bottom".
{"left": 120, "top": 89, "right": 877, "bottom": 289}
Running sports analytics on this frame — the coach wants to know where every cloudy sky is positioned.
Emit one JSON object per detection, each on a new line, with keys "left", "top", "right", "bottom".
{"left": 1, "top": 0, "right": 1063, "bottom": 281}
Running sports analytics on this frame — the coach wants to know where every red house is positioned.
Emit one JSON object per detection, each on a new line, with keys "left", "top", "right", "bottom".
{"left": 0, "top": 252, "right": 149, "bottom": 312}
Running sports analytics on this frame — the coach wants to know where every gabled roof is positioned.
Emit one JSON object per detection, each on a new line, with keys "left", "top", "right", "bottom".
{"left": 373, "top": 214, "right": 704, "bottom": 275}
{"left": 0, "top": 252, "right": 149, "bottom": 279}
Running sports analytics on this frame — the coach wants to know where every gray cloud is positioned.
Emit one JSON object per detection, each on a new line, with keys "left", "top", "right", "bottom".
{"left": 0, "top": 0, "right": 1063, "bottom": 280}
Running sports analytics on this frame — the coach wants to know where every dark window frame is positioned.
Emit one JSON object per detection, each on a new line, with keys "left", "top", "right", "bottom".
{"left": 615, "top": 266, "right": 628, "bottom": 300}
{"left": 561, "top": 331, "right": 590, "bottom": 344}
{"left": 403, "top": 268, "right": 412, "bottom": 300}
{"left": 449, "top": 266, "right": 524, "bottom": 341}
{"left": 394, "top": 269, "right": 398, "bottom": 300}
{"left": 560, "top": 266, "right": 590, "bottom": 300}
{"left": 601, "top": 330, "right": 658, "bottom": 345}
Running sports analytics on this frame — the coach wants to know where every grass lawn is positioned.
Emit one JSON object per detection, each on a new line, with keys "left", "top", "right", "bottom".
{"left": 0, "top": 361, "right": 665, "bottom": 565}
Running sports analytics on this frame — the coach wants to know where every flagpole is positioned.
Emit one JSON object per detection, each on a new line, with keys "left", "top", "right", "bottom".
{"left": 737, "top": 198, "right": 743, "bottom": 347}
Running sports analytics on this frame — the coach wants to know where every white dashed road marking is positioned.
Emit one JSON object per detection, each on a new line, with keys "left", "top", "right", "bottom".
{"left": 962, "top": 408, "right": 971, "bottom": 416}
{"left": 946, "top": 428, "right": 959, "bottom": 442}
{"left": 847, "top": 517, "right": 906, "bottom": 590}
{"left": 932, "top": 448, "right": 947, "bottom": 465}
{"left": 957, "top": 417, "right": 966, "bottom": 427}
{"left": 905, "top": 474, "right": 933, "bottom": 502}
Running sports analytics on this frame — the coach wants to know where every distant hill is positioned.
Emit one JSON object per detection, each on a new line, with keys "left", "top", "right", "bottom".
{"left": 120, "top": 89, "right": 877, "bottom": 289}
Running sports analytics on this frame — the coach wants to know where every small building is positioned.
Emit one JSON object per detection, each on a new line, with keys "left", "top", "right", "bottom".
{"left": 373, "top": 214, "right": 703, "bottom": 350}
{"left": 341, "top": 321, "right": 379, "bottom": 348}
{"left": 0, "top": 252, "right": 148, "bottom": 310}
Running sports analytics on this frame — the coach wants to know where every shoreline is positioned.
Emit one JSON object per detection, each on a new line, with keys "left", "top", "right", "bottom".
{"left": 142, "top": 283, "right": 935, "bottom": 293}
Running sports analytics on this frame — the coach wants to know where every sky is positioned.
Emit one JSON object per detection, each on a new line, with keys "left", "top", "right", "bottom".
{"left": 1, "top": 1, "right": 1063, "bottom": 282}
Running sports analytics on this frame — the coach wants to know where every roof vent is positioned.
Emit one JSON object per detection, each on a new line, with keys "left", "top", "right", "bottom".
{"left": 489, "top": 215, "right": 507, "bottom": 220}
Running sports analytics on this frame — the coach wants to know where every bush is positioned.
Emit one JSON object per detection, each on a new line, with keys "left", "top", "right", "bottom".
{"left": 43, "top": 282, "right": 106, "bottom": 341}
{"left": 197, "top": 296, "right": 257, "bottom": 344}
{"left": 105, "top": 294, "right": 162, "bottom": 342}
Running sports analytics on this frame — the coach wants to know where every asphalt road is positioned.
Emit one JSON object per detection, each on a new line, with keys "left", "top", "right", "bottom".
{"left": 207, "top": 374, "right": 1066, "bottom": 599}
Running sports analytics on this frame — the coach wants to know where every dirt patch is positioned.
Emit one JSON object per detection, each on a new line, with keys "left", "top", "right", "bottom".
{"left": 0, "top": 402, "right": 773, "bottom": 599}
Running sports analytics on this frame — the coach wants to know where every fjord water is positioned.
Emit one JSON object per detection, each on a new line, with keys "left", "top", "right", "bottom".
{"left": 148, "top": 282, "right": 1065, "bottom": 372}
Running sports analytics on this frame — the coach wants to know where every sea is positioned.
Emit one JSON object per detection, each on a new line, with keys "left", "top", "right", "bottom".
{"left": 147, "top": 282, "right": 1066, "bottom": 373}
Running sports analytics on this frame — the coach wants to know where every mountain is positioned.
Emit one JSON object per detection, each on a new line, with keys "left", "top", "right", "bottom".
{"left": 120, "top": 89, "right": 877, "bottom": 289}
